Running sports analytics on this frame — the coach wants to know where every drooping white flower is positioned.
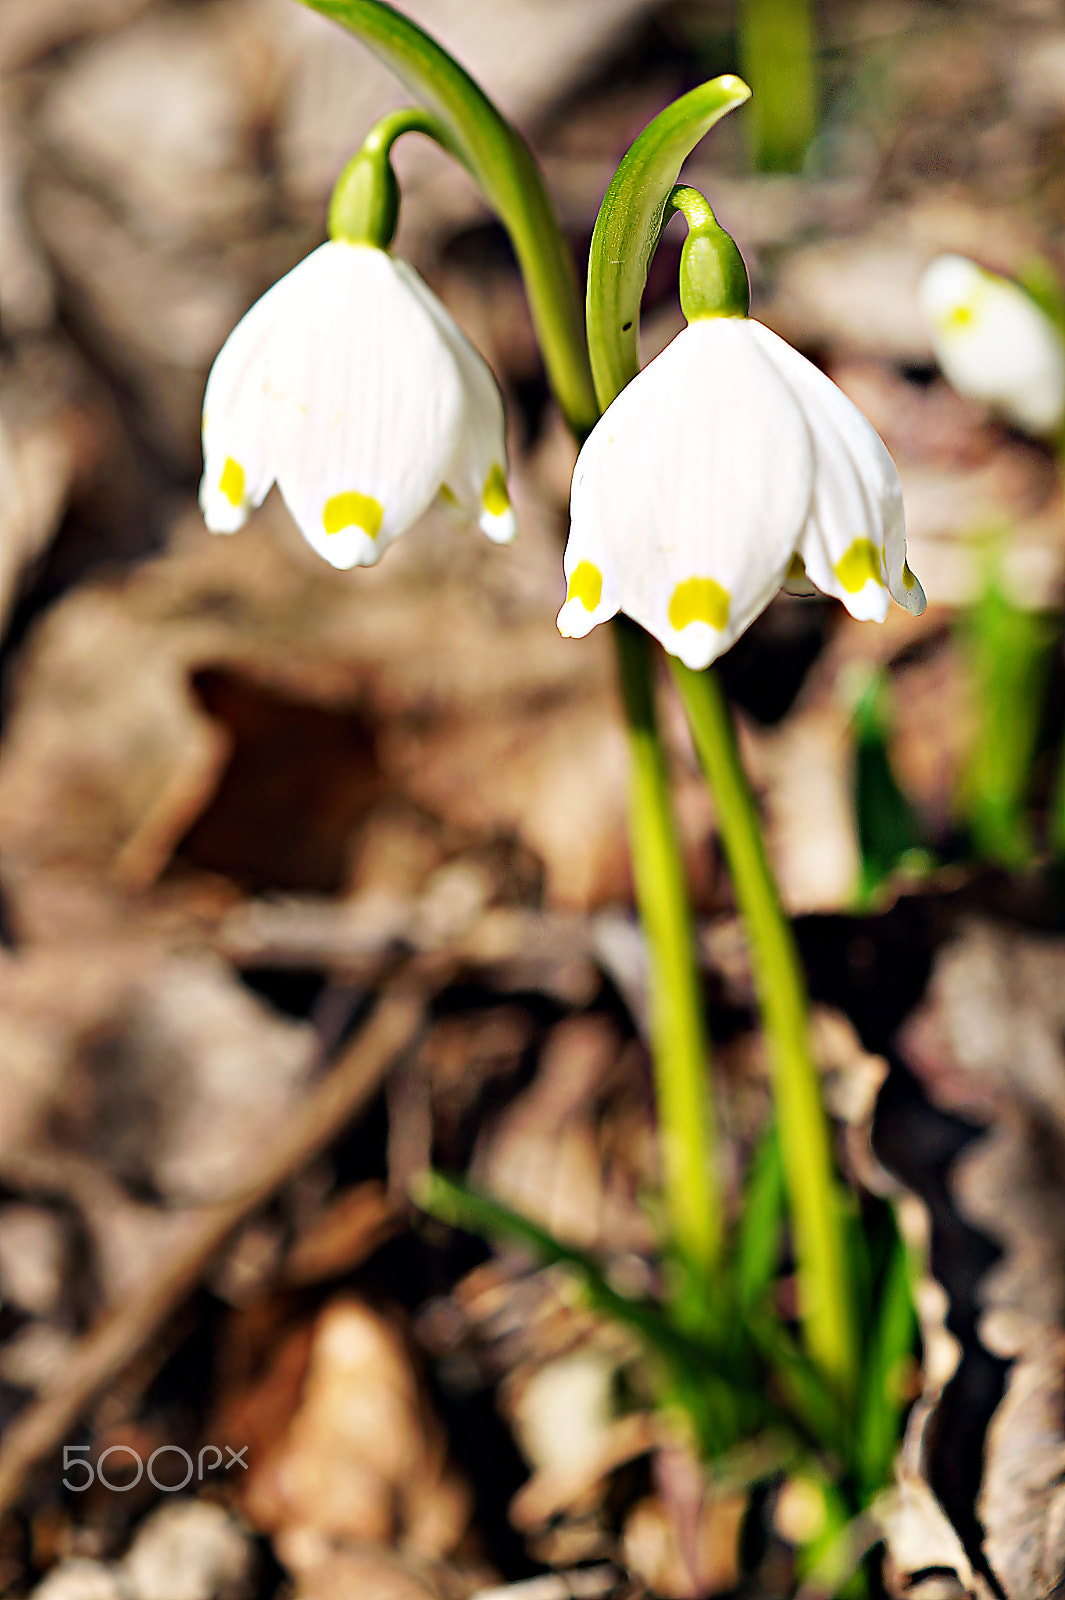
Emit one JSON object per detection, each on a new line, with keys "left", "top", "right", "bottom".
{"left": 918, "top": 253, "right": 1065, "bottom": 436}
{"left": 200, "top": 241, "right": 516, "bottom": 569}
{"left": 557, "top": 317, "right": 926, "bottom": 670}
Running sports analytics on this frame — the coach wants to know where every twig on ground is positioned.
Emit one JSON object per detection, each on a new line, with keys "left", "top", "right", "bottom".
{"left": 0, "top": 987, "right": 424, "bottom": 1515}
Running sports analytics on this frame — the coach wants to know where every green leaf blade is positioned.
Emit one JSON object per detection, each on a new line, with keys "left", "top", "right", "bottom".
{"left": 736, "top": 1119, "right": 785, "bottom": 1314}
{"left": 586, "top": 75, "right": 751, "bottom": 410}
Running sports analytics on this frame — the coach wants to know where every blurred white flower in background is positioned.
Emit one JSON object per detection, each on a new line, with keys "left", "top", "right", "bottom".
{"left": 557, "top": 317, "right": 925, "bottom": 671}
{"left": 200, "top": 240, "right": 516, "bottom": 569}
{"left": 919, "top": 253, "right": 1065, "bottom": 437}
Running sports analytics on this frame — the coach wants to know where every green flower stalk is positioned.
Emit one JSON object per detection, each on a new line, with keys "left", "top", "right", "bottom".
{"left": 671, "top": 662, "right": 856, "bottom": 1398}
{"left": 614, "top": 617, "right": 722, "bottom": 1287}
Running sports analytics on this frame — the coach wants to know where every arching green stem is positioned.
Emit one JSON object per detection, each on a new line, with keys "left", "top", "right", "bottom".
{"left": 298, "top": 0, "right": 597, "bottom": 436}
{"left": 329, "top": 106, "right": 443, "bottom": 246}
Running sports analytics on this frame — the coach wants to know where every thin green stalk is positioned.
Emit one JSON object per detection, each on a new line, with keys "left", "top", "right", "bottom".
{"left": 671, "top": 660, "right": 857, "bottom": 1400}
{"left": 738, "top": 0, "right": 817, "bottom": 173}
{"left": 615, "top": 621, "right": 721, "bottom": 1289}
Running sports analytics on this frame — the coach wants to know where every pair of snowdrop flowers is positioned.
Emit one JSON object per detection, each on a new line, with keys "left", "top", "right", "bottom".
{"left": 201, "top": 211, "right": 925, "bottom": 670}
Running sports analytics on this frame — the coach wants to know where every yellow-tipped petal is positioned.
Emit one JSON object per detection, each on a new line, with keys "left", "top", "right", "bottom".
{"left": 272, "top": 243, "right": 465, "bottom": 568}
{"left": 323, "top": 489, "right": 384, "bottom": 539}
{"left": 219, "top": 457, "right": 246, "bottom": 508}
{"left": 668, "top": 576, "right": 730, "bottom": 633}
{"left": 564, "top": 318, "right": 814, "bottom": 668}
{"left": 478, "top": 462, "right": 517, "bottom": 544}
{"left": 566, "top": 560, "right": 603, "bottom": 611}
{"left": 833, "top": 538, "right": 883, "bottom": 593}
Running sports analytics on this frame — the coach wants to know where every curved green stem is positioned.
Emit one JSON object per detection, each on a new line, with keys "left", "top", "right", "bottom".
{"left": 298, "top": 0, "right": 597, "bottom": 436}
{"left": 616, "top": 620, "right": 721, "bottom": 1287}
{"left": 329, "top": 107, "right": 443, "bottom": 246}
{"left": 670, "top": 661, "right": 857, "bottom": 1399}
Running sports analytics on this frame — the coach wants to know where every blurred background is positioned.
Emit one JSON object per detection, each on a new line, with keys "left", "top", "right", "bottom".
{"left": 3, "top": 0, "right": 1065, "bottom": 1596}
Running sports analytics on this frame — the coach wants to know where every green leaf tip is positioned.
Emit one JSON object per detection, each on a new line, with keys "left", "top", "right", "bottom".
{"left": 587, "top": 74, "right": 751, "bottom": 410}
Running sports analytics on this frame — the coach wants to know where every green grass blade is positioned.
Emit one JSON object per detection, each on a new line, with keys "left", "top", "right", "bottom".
{"left": 736, "top": 1119, "right": 785, "bottom": 1313}
{"left": 738, "top": 0, "right": 817, "bottom": 173}
{"left": 961, "top": 569, "right": 1053, "bottom": 867}
{"left": 414, "top": 1170, "right": 713, "bottom": 1376}
{"left": 855, "top": 1223, "right": 916, "bottom": 1498}
{"left": 853, "top": 673, "right": 930, "bottom": 903}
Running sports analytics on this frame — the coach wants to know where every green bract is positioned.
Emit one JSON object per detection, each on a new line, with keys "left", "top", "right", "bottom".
{"left": 584, "top": 74, "right": 751, "bottom": 409}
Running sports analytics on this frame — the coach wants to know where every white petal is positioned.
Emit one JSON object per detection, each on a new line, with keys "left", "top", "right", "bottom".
{"left": 200, "top": 272, "right": 295, "bottom": 534}
{"left": 269, "top": 243, "right": 465, "bottom": 570}
{"left": 557, "top": 544, "right": 621, "bottom": 638}
{"left": 392, "top": 258, "right": 516, "bottom": 544}
{"left": 746, "top": 321, "right": 926, "bottom": 619}
{"left": 919, "top": 254, "right": 1065, "bottom": 435}
{"left": 564, "top": 319, "right": 815, "bottom": 669}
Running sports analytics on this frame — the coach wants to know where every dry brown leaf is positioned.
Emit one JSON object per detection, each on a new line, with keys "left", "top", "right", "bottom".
{"left": 473, "top": 1016, "right": 630, "bottom": 1253}
{"left": 0, "top": 501, "right": 625, "bottom": 919}
{"left": 283, "top": 1181, "right": 397, "bottom": 1286}
{"left": 287, "top": 1546, "right": 449, "bottom": 1600}
{"left": 622, "top": 1483, "right": 745, "bottom": 1600}
{"left": 242, "top": 1298, "right": 471, "bottom": 1569}
{"left": 898, "top": 920, "right": 1065, "bottom": 1600}
{"left": 0, "top": 941, "right": 318, "bottom": 1311}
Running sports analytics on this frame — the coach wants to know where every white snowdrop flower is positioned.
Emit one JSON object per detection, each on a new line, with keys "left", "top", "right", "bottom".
{"left": 919, "top": 253, "right": 1065, "bottom": 436}
{"left": 558, "top": 317, "right": 925, "bottom": 671}
{"left": 200, "top": 240, "right": 516, "bottom": 569}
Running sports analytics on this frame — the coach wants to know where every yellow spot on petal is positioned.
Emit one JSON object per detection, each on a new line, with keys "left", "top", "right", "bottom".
{"left": 902, "top": 561, "right": 917, "bottom": 591}
{"left": 786, "top": 553, "right": 806, "bottom": 582}
{"left": 438, "top": 483, "right": 460, "bottom": 508}
{"left": 323, "top": 490, "right": 384, "bottom": 540}
{"left": 566, "top": 560, "right": 603, "bottom": 612}
{"left": 834, "top": 538, "right": 883, "bottom": 593}
{"left": 942, "top": 300, "right": 975, "bottom": 331}
{"left": 482, "top": 463, "right": 510, "bottom": 518}
{"left": 668, "top": 576, "right": 730, "bottom": 633}
{"left": 219, "top": 457, "right": 246, "bottom": 507}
